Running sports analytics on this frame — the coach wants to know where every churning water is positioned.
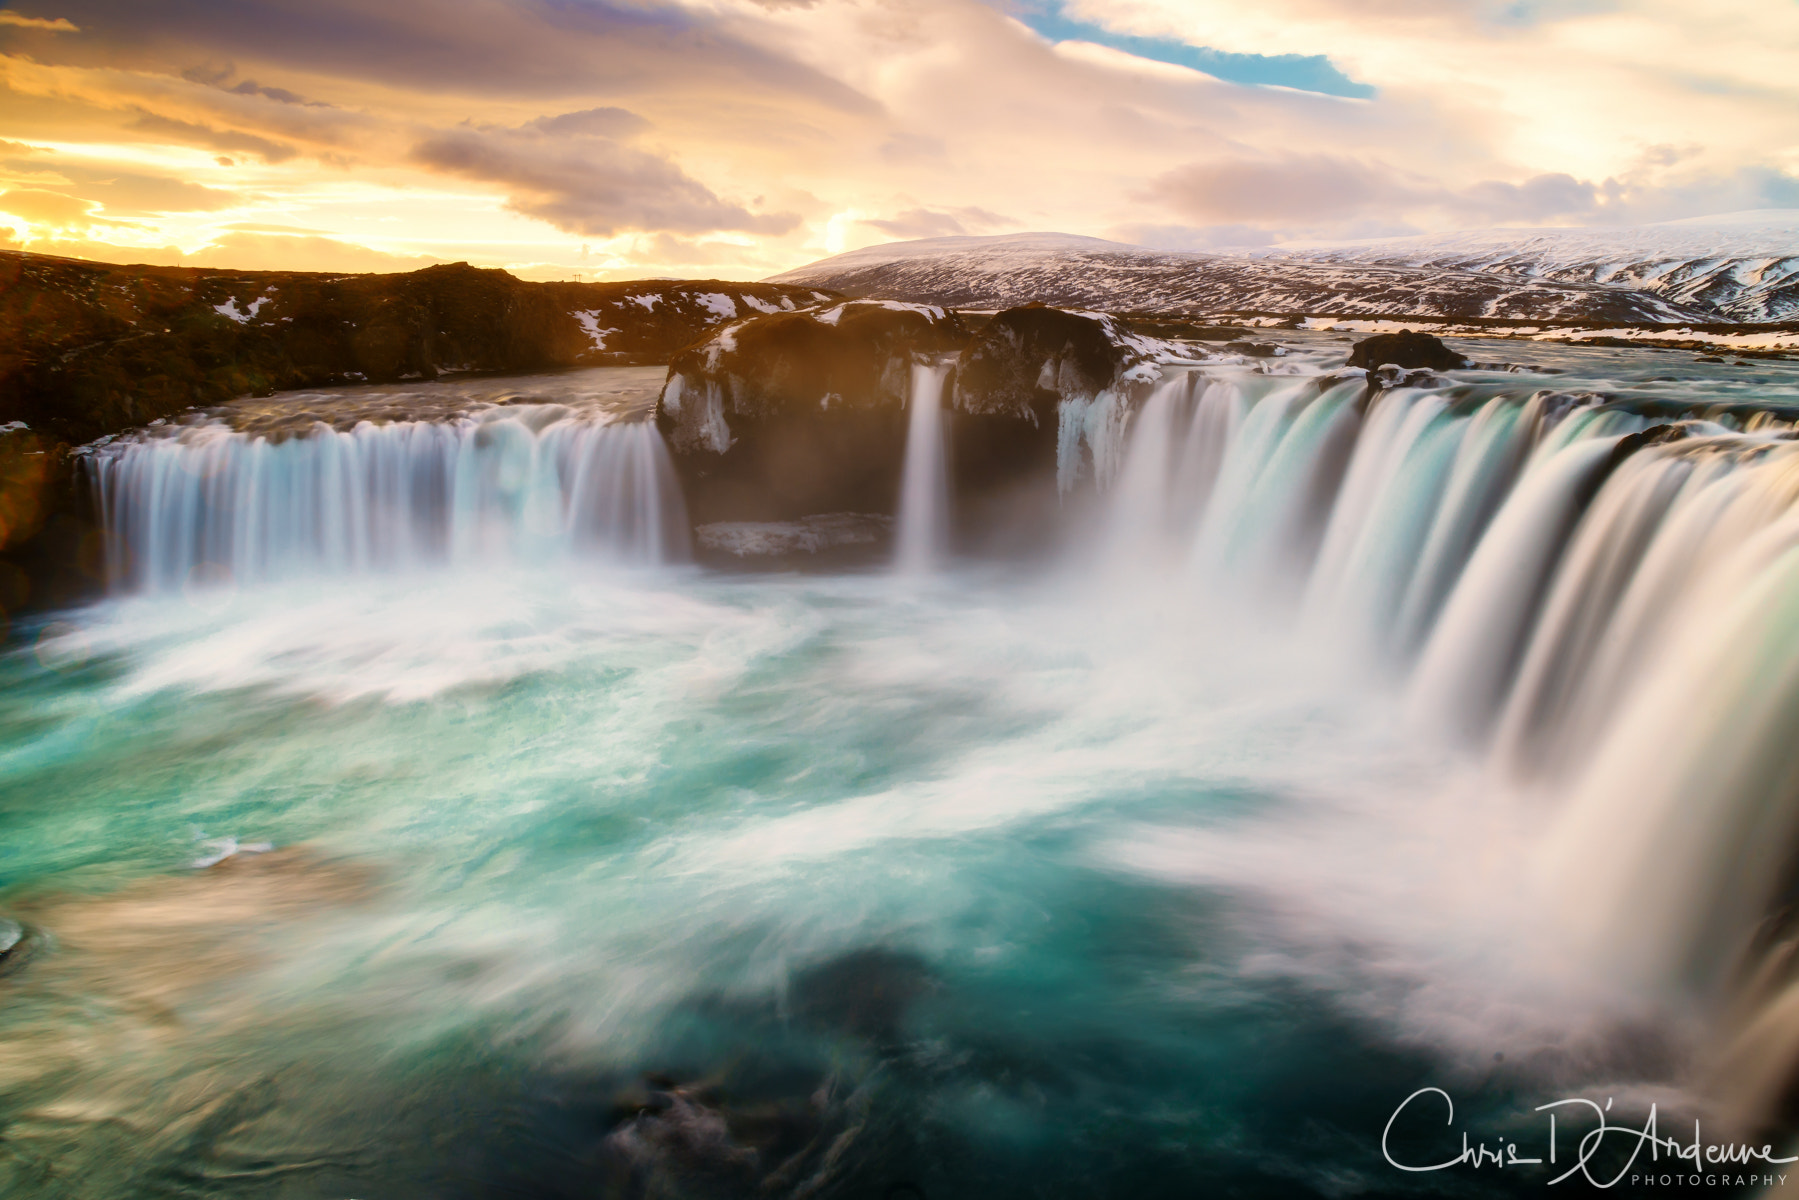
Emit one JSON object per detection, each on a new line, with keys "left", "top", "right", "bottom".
{"left": 6, "top": 351, "right": 1799, "bottom": 1197}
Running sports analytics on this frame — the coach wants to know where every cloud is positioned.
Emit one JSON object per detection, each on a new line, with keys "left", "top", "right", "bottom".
{"left": 0, "top": 10, "right": 78, "bottom": 32}
{"left": 859, "top": 206, "right": 1018, "bottom": 238}
{"left": 522, "top": 107, "right": 649, "bottom": 139}
{"left": 3, "top": 159, "right": 240, "bottom": 213}
{"left": 1146, "top": 149, "right": 1799, "bottom": 240}
{"left": 1114, "top": 222, "right": 1281, "bottom": 250}
{"left": 85, "top": 174, "right": 238, "bottom": 214}
{"left": 179, "top": 65, "right": 332, "bottom": 107}
{"left": 15, "top": 234, "right": 181, "bottom": 264}
{"left": 0, "top": 186, "right": 94, "bottom": 224}
{"left": 1, "top": 0, "right": 1792, "bottom": 280}
{"left": 410, "top": 115, "right": 799, "bottom": 238}
{"left": 34, "top": 0, "right": 875, "bottom": 109}
{"left": 220, "top": 220, "right": 327, "bottom": 233}
{"left": 184, "top": 231, "right": 436, "bottom": 272}
{"left": 1147, "top": 154, "right": 1631, "bottom": 231}
{"left": 128, "top": 110, "right": 296, "bottom": 161}
{"left": 1147, "top": 154, "right": 1420, "bottom": 224}
{"left": 877, "top": 134, "right": 946, "bottom": 164}
{"left": 860, "top": 208, "right": 968, "bottom": 238}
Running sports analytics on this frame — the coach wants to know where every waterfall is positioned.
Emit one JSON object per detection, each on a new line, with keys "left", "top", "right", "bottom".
{"left": 88, "top": 406, "right": 689, "bottom": 592}
{"left": 1091, "top": 364, "right": 1799, "bottom": 1026}
{"left": 1403, "top": 434, "right": 1629, "bottom": 740}
{"left": 81, "top": 354, "right": 1799, "bottom": 1040}
{"left": 1189, "top": 375, "right": 1364, "bottom": 597}
{"left": 59, "top": 345, "right": 1799, "bottom": 1133}
{"left": 1099, "top": 373, "right": 1191, "bottom": 566}
{"left": 895, "top": 361, "right": 952, "bottom": 573}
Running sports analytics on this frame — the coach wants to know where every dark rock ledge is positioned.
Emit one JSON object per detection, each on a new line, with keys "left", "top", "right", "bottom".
{"left": 657, "top": 301, "right": 1195, "bottom": 550}
{"left": 0, "top": 251, "right": 834, "bottom": 608}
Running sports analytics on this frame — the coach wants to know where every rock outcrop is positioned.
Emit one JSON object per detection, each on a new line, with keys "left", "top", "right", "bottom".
{"left": 951, "top": 304, "right": 1136, "bottom": 422}
{"left": 0, "top": 251, "right": 831, "bottom": 608}
{"left": 1347, "top": 330, "right": 1469, "bottom": 372}
{"left": 949, "top": 305, "right": 1185, "bottom": 542}
{"left": 0, "top": 250, "right": 833, "bottom": 447}
{"left": 656, "top": 301, "right": 1194, "bottom": 553}
{"left": 656, "top": 301, "right": 968, "bottom": 525}
{"left": 0, "top": 424, "right": 89, "bottom": 615}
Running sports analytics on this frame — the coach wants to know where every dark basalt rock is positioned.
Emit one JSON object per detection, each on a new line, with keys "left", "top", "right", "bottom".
{"left": 0, "top": 250, "right": 832, "bottom": 448}
{"left": 1223, "top": 340, "right": 1285, "bottom": 358}
{"left": 1116, "top": 318, "right": 1245, "bottom": 342}
{"left": 1347, "top": 330, "right": 1469, "bottom": 372}
{"left": 661, "top": 302, "right": 967, "bottom": 443}
{"left": 1605, "top": 422, "right": 1689, "bottom": 472}
{"left": 948, "top": 304, "right": 1178, "bottom": 550}
{"left": 0, "top": 251, "right": 830, "bottom": 609}
{"left": 0, "top": 427, "right": 56, "bottom": 556}
{"left": 0, "top": 426, "right": 96, "bottom": 615}
{"left": 1369, "top": 364, "right": 1452, "bottom": 392}
{"left": 950, "top": 304, "right": 1127, "bottom": 422}
{"left": 656, "top": 301, "right": 969, "bottom": 524}
{"left": 657, "top": 301, "right": 1184, "bottom": 551}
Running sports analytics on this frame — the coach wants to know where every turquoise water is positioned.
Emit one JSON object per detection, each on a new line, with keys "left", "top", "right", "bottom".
{"left": 0, "top": 562, "right": 1697, "bottom": 1197}
{"left": 11, "top": 343, "right": 1799, "bottom": 1197}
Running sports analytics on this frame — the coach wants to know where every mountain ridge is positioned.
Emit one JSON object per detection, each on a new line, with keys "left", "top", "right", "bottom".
{"left": 771, "top": 219, "right": 1799, "bottom": 325}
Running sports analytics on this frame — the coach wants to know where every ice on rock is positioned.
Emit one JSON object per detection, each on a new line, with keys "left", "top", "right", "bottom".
{"left": 572, "top": 310, "right": 620, "bottom": 350}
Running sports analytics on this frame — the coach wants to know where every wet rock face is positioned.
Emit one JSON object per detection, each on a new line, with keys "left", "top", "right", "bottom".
{"left": 656, "top": 301, "right": 1196, "bottom": 548}
{"left": 659, "top": 301, "right": 969, "bottom": 446}
{"left": 1605, "top": 421, "right": 1689, "bottom": 472}
{"left": 948, "top": 305, "right": 1176, "bottom": 552}
{"left": 0, "top": 425, "right": 97, "bottom": 614}
{"left": 949, "top": 304, "right": 1127, "bottom": 422}
{"left": 0, "top": 426, "right": 56, "bottom": 555}
{"left": 1347, "top": 330, "right": 1469, "bottom": 372}
{"left": 655, "top": 302, "right": 969, "bottom": 524}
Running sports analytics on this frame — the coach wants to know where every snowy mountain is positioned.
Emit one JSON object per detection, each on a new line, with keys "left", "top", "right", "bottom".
{"left": 767, "top": 232, "right": 1712, "bottom": 326}
{"left": 1264, "top": 210, "right": 1799, "bottom": 322}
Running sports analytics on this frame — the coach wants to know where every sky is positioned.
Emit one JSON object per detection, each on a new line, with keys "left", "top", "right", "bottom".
{"left": 0, "top": 0, "right": 1795, "bottom": 281}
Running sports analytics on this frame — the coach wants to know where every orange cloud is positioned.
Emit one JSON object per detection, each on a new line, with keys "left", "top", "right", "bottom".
{"left": 0, "top": 11, "right": 78, "bottom": 32}
{"left": 0, "top": 186, "right": 94, "bottom": 224}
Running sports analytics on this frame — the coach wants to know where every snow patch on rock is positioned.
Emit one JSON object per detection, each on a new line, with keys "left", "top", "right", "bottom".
{"left": 213, "top": 296, "right": 269, "bottom": 323}
{"left": 694, "top": 292, "right": 739, "bottom": 319}
{"left": 572, "top": 310, "right": 620, "bottom": 350}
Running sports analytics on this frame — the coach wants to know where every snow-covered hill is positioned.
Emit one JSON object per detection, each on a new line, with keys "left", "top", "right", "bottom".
{"left": 768, "top": 233, "right": 1710, "bottom": 325}
{"left": 1264, "top": 210, "right": 1799, "bottom": 322}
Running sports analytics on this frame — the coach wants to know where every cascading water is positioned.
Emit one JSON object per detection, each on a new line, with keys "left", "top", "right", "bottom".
{"left": 87, "top": 403, "right": 689, "bottom": 591}
{"left": 894, "top": 361, "right": 952, "bottom": 573}
{"left": 21, "top": 340, "right": 1799, "bottom": 1197}
{"left": 1089, "top": 354, "right": 1799, "bottom": 1023}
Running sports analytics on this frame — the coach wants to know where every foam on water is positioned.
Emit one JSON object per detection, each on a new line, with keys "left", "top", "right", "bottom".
{"left": 12, "top": 342, "right": 1799, "bottom": 1193}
